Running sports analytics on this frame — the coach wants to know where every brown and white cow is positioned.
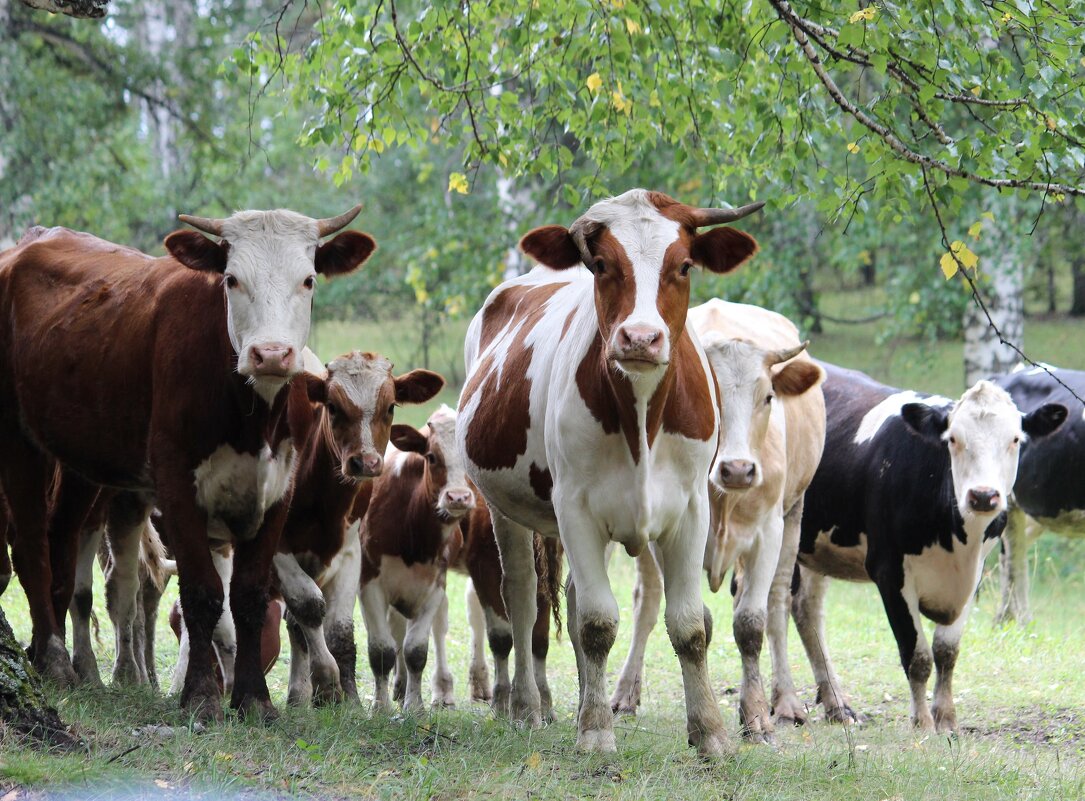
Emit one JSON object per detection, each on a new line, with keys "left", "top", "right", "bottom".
{"left": 359, "top": 405, "right": 476, "bottom": 712}
{"left": 276, "top": 352, "right": 443, "bottom": 706}
{"left": 458, "top": 189, "right": 763, "bottom": 755}
{"left": 0, "top": 208, "right": 372, "bottom": 721}
{"left": 609, "top": 300, "right": 825, "bottom": 743}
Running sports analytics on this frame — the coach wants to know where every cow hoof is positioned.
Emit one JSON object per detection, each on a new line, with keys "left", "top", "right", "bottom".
{"left": 932, "top": 707, "right": 957, "bottom": 734}
{"left": 35, "top": 637, "right": 78, "bottom": 689}
{"left": 235, "top": 696, "right": 279, "bottom": 723}
{"left": 313, "top": 684, "right": 345, "bottom": 707}
{"left": 112, "top": 662, "right": 144, "bottom": 687}
{"left": 431, "top": 698, "right": 456, "bottom": 710}
{"left": 826, "top": 704, "right": 862, "bottom": 725}
{"left": 509, "top": 691, "right": 543, "bottom": 728}
{"left": 690, "top": 729, "right": 731, "bottom": 758}
{"left": 771, "top": 695, "right": 808, "bottom": 727}
{"left": 181, "top": 693, "right": 224, "bottom": 725}
{"left": 73, "top": 662, "right": 104, "bottom": 689}
{"left": 469, "top": 670, "right": 492, "bottom": 703}
{"left": 576, "top": 728, "right": 617, "bottom": 753}
{"left": 911, "top": 714, "right": 936, "bottom": 733}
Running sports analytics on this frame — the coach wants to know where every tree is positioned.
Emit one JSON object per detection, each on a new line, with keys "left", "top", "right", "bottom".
{"left": 0, "top": 606, "right": 76, "bottom": 748}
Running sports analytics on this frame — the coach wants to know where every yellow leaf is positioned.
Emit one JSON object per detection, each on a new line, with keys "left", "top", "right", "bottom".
{"left": 153, "top": 781, "right": 172, "bottom": 790}
{"left": 448, "top": 172, "right": 469, "bottom": 195}
{"left": 649, "top": 90, "right": 661, "bottom": 108}
{"left": 1000, "top": 11, "right": 1012, "bottom": 23}
{"left": 957, "top": 243, "right": 979, "bottom": 270}
{"left": 971, "top": 85, "right": 982, "bottom": 97}
{"left": 968, "top": 220, "right": 983, "bottom": 240}
{"left": 612, "top": 82, "right": 632, "bottom": 115}
{"left": 909, "top": 291, "right": 920, "bottom": 304}
{"left": 625, "top": 18, "right": 641, "bottom": 35}
{"left": 849, "top": 7, "right": 876, "bottom": 23}
{"left": 586, "top": 72, "right": 602, "bottom": 93}
{"left": 981, "top": 210, "right": 995, "bottom": 221}
{"left": 371, "top": 138, "right": 385, "bottom": 154}
{"left": 939, "top": 251, "right": 959, "bottom": 280}
{"left": 1053, "top": 192, "right": 1066, "bottom": 202}
{"left": 1080, "top": 56, "right": 1085, "bottom": 68}
{"left": 1045, "top": 115, "right": 1057, "bottom": 131}
{"left": 498, "top": 153, "right": 508, "bottom": 167}
{"left": 525, "top": 752, "right": 542, "bottom": 770}
{"left": 847, "top": 141, "right": 860, "bottom": 154}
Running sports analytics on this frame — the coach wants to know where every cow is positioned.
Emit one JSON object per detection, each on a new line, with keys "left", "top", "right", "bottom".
{"left": 359, "top": 405, "right": 475, "bottom": 712}
{"left": 276, "top": 351, "right": 444, "bottom": 706}
{"left": 794, "top": 363, "right": 1066, "bottom": 731}
{"left": 443, "top": 504, "right": 562, "bottom": 717}
{"left": 992, "top": 364, "right": 1085, "bottom": 624}
{"left": 458, "top": 189, "right": 764, "bottom": 755}
{"left": 0, "top": 207, "right": 373, "bottom": 721}
{"left": 609, "top": 299, "right": 825, "bottom": 743}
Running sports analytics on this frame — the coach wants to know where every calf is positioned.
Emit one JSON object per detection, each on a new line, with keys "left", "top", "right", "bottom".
{"left": 277, "top": 352, "right": 443, "bottom": 706}
{"left": 795, "top": 364, "right": 1066, "bottom": 731}
{"left": 459, "top": 189, "right": 763, "bottom": 754}
{"left": 359, "top": 405, "right": 475, "bottom": 712}
{"left": 0, "top": 208, "right": 372, "bottom": 721}
{"left": 992, "top": 364, "right": 1085, "bottom": 624}
{"left": 609, "top": 300, "right": 825, "bottom": 743}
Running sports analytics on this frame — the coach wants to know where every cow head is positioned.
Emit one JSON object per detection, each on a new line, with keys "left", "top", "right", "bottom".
{"left": 165, "top": 206, "right": 376, "bottom": 403}
{"left": 390, "top": 405, "right": 476, "bottom": 522}
{"left": 705, "top": 338, "right": 823, "bottom": 493}
{"left": 519, "top": 189, "right": 762, "bottom": 378}
{"left": 901, "top": 381, "right": 1067, "bottom": 521}
{"left": 305, "top": 352, "right": 444, "bottom": 481}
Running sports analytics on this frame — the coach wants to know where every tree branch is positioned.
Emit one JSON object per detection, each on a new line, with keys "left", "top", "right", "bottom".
{"left": 20, "top": 0, "right": 107, "bottom": 19}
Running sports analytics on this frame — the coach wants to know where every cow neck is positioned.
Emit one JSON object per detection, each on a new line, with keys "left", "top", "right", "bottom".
{"left": 370, "top": 456, "right": 446, "bottom": 567}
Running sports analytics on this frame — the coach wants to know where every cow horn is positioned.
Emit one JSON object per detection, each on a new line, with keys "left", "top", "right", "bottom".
{"left": 691, "top": 201, "right": 766, "bottom": 227}
{"left": 315, "top": 204, "right": 363, "bottom": 237}
{"left": 177, "top": 214, "right": 226, "bottom": 237}
{"left": 569, "top": 217, "right": 601, "bottom": 268}
{"left": 766, "top": 341, "right": 810, "bottom": 366}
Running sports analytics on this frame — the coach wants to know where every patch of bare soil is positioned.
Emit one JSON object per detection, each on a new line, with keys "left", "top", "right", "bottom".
{"left": 961, "top": 707, "right": 1085, "bottom": 747}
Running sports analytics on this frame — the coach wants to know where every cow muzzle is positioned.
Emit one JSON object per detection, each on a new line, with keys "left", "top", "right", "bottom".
{"left": 715, "top": 459, "right": 757, "bottom": 491}
{"left": 966, "top": 486, "right": 1001, "bottom": 514}
{"left": 610, "top": 324, "right": 666, "bottom": 370}
{"left": 438, "top": 487, "right": 475, "bottom": 519}
{"left": 345, "top": 453, "right": 383, "bottom": 479}
{"left": 247, "top": 343, "right": 296, "bottom": 378}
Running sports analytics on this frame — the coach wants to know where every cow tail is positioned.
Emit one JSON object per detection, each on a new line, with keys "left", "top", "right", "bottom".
{"left": 535, "top": 534, "right": 563, "bottom": 640}
{"left": 139, "top": 515, "right": 169, "bottom": 593}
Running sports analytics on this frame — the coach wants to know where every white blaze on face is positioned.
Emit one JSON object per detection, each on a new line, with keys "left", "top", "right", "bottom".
{"left": 220, "top": 210, "right": 322, "bottom": 401}
{"left": 426, "top": 404, "right": 475, "bottom": 518}
{"left": 326, "top": 353, "right": 394, "bottom": 471}
{"left": 945, "top": 381, "right": 1024, "bottom": 520}
{"left": 703, "top": 337, "right": 773, "bottom": 491}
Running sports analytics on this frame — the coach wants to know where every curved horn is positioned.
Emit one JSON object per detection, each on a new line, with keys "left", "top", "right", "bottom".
{"left": 569, "top": 216, "right": 601, "bottom": 268}
{"left": 691, "top": 201, "right": 766, "bottom": 228}
{"left": 765, "top": 340, "right": 810, "bottom": 366}
{"left": 177, "top": 214, "right": 226, "bottom": 237}
{"left": 316, "top": 204, "right": 363, "bottom": 237}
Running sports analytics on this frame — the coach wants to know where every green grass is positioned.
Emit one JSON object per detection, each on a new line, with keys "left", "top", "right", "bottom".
{"left": 3, "top": 538, "right": 1085, "bottom": 800}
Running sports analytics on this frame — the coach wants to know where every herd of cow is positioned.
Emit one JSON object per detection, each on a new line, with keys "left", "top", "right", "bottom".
{"left": 0, "top": 189, "right": 1082, "bottom": 757}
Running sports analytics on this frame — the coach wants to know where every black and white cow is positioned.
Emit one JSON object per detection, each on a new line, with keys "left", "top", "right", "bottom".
{"left": 794, "top": 362, "right": 1066, "bottom": 732}
{"left": 993, "top": 364, "right": 1085, "bottom": 624}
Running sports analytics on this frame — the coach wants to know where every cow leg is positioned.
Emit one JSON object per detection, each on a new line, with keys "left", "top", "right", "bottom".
{"left": 465, "top": 580, "right": 492, "bottom": 703}
{"left": 138, "top": 517, "right": 168, "bottom": 690}
{"left": 3, "top": 442, "right": 78, "bottom": 686}
{"left": 429, "top": 591, "right": 455, "bottom": 708}
{"left": 872, "top": 562, "right": 933, "bottom": 731}
{"left": 285, "top": 614, "right": 313, "bottom": 706}
{"left": 70, "top": 524, "right": 105, "bottom": 688}
{"left": 47, "top": 471, "right": 100, "bottom": 646}
{"left": 733, "top": 516, "right": 782, "bottom": 744}
{"left": 611, "top": 550, "right": 662, "bottom": 716}
{"left": 209, "top": 547, "right": 237, "bottom": 696}
{"left": 490, "top": 508, "right": 542, "bottom": 727}
{"left": 105, "top": 494, "right": 152, "bottom": 686}
{"left": 483, "top": 606, "right": 513, "bottom": 714}
{"left": 657, "top": 527, "right": 730, "bottom": 757}
{"left": 532, "top": 580, "right": 554, "bottom": 723}
{"left": 274, "top": 552, "right": 341, "bottom": 706}
{"left": 389, "top": 610, "right": 408, "bottom": 703}
{"left": 769, "top": 500, "right": 807, "bottom": 727}
{"left": 324, "top": 523, "right": 361, "bottom": 704}
{"left": 996, "top": 505, "right": 1031, "bottom": 625}
{"left": 402, "top": 587, "right": 443, "bottom": 713}
{"left": 791, "top": 566, "right": 858, "bottom": 723}
{"left": 360, "top": 580, "right": 396, "bottom": 712}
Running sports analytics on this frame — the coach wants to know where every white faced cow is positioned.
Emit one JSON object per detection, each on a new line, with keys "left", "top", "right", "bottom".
{"left": 796, "top": 364, "right": 1066, "bottom": 731}
{"left": 458, "top": 189, "right": 763, "bottom": 755}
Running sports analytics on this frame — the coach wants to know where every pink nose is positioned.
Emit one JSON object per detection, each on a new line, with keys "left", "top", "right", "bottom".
{"left": 442, "top": 488, "right": 475, "bottom": 511}
{"left": 615, "top": 325, "right": 664, "bottom": 361}
{"left": 347, "top": 453, "right": 383, "bottom": 478}
{"left": 718, "top": 460, "right": 756, "bottom": 489}
{"left": 967, "top": 486, "right": 1000, "bottom": 513}
{"left": 249, "top": 344, "right": 295, "bottom": 376}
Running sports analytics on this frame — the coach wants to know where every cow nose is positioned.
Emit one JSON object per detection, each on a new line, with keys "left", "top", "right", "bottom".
{"left": 719, "top": 459, "right": 756, "bottom": 489}
{"left": 346, "top": 454, "right": 383, "bottom": 478}
{"left": 615, "top": 325, "right": 664, "bottom": 361}
{"left": 249, "top": 344, "right": 295, "bottom": 376}
{"left": 967, "top": 487, "right": 1000, "bottom": 513}
{"left": 442, "top": 488, "right": 474, "bottom": 511}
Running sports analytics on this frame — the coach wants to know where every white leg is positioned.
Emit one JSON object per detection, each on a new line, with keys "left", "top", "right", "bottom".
{"left": 402, "top": 586, "right": 445, "bottom": 713}
{"left": 792, "top": 566, "right": 858, "bottom": 723}
{"left": 324, "top": 524, "right": 362, "bottom": 703}
{"left": 359, "top": 580, "right": 395, "bottom": 712}
{"left": 274, "top": 552, "right": 342, "bottom": 706}
{"left": 490, "top": 507, "right": 542, "bottom": 727}
{"left": 70, "top": 524, "right": 104, "bottom": 687}
{"left": 465, "top": 579, "right": 492, "bottom": 702}
{"left": 389, "top": 609, "right": 407, "bottom": 704}
{"left": 657, "top": 511, "right": 730, "bottom": 757}
{"left": 769, "top": 500, "right": 807, "bottom": 726}
{"left": 285, "top": 615, "right": 313, "bottom": 706}
{"left": 996, "top": 506, "right": 1031, "bottom": 625}
{"left": 732, "top": 515, "right": 782, "bottom": 743}
{"left": 610, "top": 550, "right": 662, "bottom": 715}
{"left": 105, "top": 504, "right": 145, "bottom": 686}
{"left": 430, "top": 591, "right": 455, "bottom": 708}
{"left": 211, "top": 548, "right": 237, "bottom": 696}
{"left": 171, "top": 622, "right": 190, "bottom": 696}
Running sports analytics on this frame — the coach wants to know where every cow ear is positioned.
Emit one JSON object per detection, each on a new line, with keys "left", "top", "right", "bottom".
{"left": 390, "top": 424, "right": 428, "bottom": 454}
{"left": 394, "top": 370, "right": 445, "bottom": 405}
{"left": 304, "top": 373, "right": 327, "bottom": 405}
{"left": 900, "top": 403, "right": 949, "bottom": 442}
{"left": 690, "top": 227, "right": 759, "bottom": 274}
{"left": 165, "top": 231, "right": 228, "bottom": 273}
{"left": 772, "top": 361, "right": 823, "bottom": 397}
{"left": 1022, "top": 403, "right": 1067, "bottom": 439}
{"left": 520, "top": 225, "right": 583, "bottom": 270}
{"left": 316, "top": 230, "right": 376, "bottom": 277}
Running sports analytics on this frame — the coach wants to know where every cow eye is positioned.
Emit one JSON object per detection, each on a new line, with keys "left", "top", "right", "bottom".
{"left": 426, "top": 452, "right": 437, "bottom": 465}
{"left": 225, "top": 274, "right": 239, "bottom": 290}
{"left": 303, "top": 275, "right": 316, "bottom": 290}
{"left": 680, "top": 261, "right": 693, "bottom": 277}
{"left": 592, "top": 258, "right": 605, "bottom": 275}
{"left": 387, "top": 404, "right": 396, "bottom": 417}
{"left": 765, "top": 394, "right": 774, "bottom": 405}
{"left": 948, "top": 435, "right": 957, "bottom": 446}
{"left": 326, "top": 402, "right": 338, "bottom": 418}
{"left": 1012, "top": 435, "right": 1021, "bottom": 445}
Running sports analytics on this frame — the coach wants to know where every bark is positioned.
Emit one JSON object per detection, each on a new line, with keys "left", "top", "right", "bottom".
{"left": 0, "top": 605, "right": 77, "bottom": 748}
{"left": 1071, "top": 255, "right": 1085, "bottom": 317}
{"left": 963, "top": 196, "right": 1024, "bottom": 386}
{"left": 19, "top": 0, "right": 107, "bottom": 18}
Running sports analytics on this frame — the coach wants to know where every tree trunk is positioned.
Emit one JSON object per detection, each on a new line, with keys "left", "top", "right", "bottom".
{"left": 1071, "top": 223, "right": 1085, "bottom": 316}
{"left": 19, "top": 0, "right": 107, "bottom": 18}
{"left": 963, "top": 196, "right": 1024, "bottom": 386}
{"left": 0, "top": 605, "right": 77, "bottom": 748}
